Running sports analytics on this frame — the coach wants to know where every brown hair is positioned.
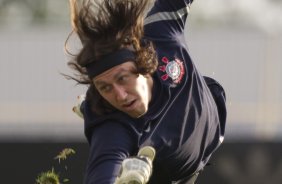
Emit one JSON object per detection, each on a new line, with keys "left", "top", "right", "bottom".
{"left": 65, "top": 0, "right": 158, "bottom": 115}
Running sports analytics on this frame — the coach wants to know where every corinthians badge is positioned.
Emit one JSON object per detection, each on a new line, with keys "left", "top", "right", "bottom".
{"left": 158, "top": 56, "right": 185, "bottom": 84}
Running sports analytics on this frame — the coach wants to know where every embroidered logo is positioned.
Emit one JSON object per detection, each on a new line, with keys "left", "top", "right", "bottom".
{"left": 158, "top": 56, "right": 185, "bottom": 84}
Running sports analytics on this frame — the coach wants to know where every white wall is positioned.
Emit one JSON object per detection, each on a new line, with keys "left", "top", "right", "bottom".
{"left": 0, "top": 0, "right": 281, "bottom": 141}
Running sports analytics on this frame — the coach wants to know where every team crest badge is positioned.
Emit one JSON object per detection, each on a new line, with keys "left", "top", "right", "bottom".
{"left": 158, "top": 56, "right": 185, "bottom": 84}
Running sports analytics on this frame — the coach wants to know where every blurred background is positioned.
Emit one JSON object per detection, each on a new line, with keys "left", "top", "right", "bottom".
{"left": 0, "top": 0, "right": 281, "bottom": 183}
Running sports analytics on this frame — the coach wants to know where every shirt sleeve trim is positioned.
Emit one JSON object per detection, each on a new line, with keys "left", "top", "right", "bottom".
{"left": 144, "top": 6, "right": 190, "bottom": 25}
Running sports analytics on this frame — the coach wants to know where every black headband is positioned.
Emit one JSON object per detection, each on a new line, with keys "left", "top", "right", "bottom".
{"left": 86, "top": 48, "right": 136, "bottom": 78}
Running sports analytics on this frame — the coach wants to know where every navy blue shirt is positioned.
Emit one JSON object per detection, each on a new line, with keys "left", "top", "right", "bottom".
{"left": 83, "top": 0, "right": 226, "bottom": 183}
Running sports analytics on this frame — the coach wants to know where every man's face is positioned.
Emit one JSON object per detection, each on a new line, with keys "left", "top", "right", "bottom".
{"left": 93, "top": 61, "right": 153, "bottom": 118}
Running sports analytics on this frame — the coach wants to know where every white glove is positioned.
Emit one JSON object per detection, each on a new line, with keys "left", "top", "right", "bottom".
{"left": 72, "top": 94, "right": 85, "bottom": 119}
{"left": 115, "top": 146, "right": 155, "bottom": 184}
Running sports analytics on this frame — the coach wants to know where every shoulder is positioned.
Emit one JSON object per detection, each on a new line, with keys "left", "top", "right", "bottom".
{"left": 89, "top": 120, "right": 135, "bottom": 145}
{"left": 83, "top": 101, "right": 140, "bottom": 145}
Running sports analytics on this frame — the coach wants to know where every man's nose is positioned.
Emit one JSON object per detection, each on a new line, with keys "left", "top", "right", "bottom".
{"left": 114, "top": 85, "right": 128, "bottom": 101}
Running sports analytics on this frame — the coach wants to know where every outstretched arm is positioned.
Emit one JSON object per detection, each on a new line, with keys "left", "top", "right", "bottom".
{"left": 144, "top": 0, "right": 193, "bottom": 39}
{"left": 84, "top": 122, "right": 135, "bottom": 184}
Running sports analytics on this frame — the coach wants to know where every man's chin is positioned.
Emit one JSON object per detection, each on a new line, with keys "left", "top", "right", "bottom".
{"left": 127, "top": 108, "right": 148, "bottom": 118}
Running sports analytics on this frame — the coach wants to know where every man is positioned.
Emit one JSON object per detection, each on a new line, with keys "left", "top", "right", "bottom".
{"left": 66, "top": 0, "right": 226, "bottom": 183}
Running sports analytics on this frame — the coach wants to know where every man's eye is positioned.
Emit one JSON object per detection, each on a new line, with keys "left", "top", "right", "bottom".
{"left": 100, "top": 85, "right": 111, "bottom": 92}
{"left": 118, "top": 75, "right": 128, "bottom": 82}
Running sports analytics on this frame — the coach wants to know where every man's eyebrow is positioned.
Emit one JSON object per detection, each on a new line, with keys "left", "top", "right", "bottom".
{"left": 113, "top": 68, "right": 127, "bottom": 78}
{"left": 94, "top": 80, "right": 107, "bottom": 86}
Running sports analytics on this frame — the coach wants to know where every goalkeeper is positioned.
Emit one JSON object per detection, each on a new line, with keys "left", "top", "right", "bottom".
{"left": 66, "top": 0, "right": 227, "bottom": 183}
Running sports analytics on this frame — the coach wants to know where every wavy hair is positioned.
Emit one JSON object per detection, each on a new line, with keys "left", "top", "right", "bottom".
{"left": 65, "top": 0, "right": 158, "bottom": 115}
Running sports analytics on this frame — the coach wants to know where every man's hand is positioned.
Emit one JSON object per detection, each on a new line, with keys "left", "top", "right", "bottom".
{"left": 115, "top": 157, "right": 152, "bottom": 184}
{"left": 115, "top": 146, "right": 155, "bottom": 184}
{"left": 72, "top": 94, "right": 85, "bottom": 119}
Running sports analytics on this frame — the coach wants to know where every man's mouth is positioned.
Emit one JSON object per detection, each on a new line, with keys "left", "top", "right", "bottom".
{"left": 122, "top": 100, "right": 137, "bottom": 110}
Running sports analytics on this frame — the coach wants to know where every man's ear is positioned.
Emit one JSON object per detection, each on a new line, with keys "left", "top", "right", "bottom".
{"left": 144, "top": 74, "right": 153, "bottom": 79}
